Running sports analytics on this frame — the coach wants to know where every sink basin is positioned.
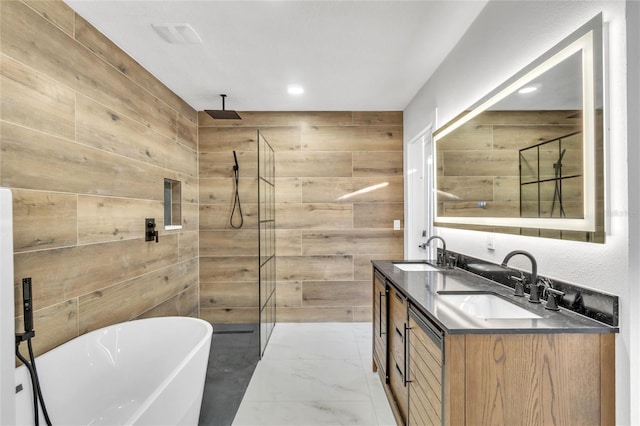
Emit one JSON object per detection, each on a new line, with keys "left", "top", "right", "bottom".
{"left": 438, "top": 293, "right": 542, "bottom": 319}
{"left": 393, "top": 263, "right": 440, "bottom": 272}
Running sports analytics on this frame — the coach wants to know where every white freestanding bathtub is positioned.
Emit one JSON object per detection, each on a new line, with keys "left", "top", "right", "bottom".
{"left": 14, "top": 317, "right": 212, "bottom": 426}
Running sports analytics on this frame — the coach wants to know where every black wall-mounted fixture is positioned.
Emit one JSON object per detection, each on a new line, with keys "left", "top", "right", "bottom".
{"left": 146, "top": 218, "right": 159, "bottom": 243}
{"left": 205, "top": 94, "right": 242, "bottom": 120}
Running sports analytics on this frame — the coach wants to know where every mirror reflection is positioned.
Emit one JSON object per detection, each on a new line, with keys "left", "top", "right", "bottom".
{"left": 433, "top": 16, "right": 603, "bottom": 243}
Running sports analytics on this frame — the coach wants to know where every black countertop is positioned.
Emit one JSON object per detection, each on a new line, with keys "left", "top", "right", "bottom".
{"left": 372, "top": 260, "right": 619, "bottom": 335}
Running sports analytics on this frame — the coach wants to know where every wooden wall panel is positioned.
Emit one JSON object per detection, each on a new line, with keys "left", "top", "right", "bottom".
{"left": 200, "top": 256, "right": 259, "bottom": 282}
{"left": 199, "top": 177, "right": 258, "bottom": 204}
{"left": 275, "top": 177, "right": 302, "bottom": 203}
{"left": 302, "top": 281, "right": 371, "bottom": 307}
{"left": 200, "top": 151, "right": 258, "bottom": 178}
{"left": 178, "top": 231, "right": 199, "bottom": 261}
{"left": 2, "top": 123, "right": 166, "bottom": 200}
{"left": 302, "top": 126, "right": 403, "bottom": 151}
{"left": 276, "top": 255, "right": 354, "bottom": 281}
{"left": 12, "top": 190, "right": 77, "bottom": 252}
{"left": 200, "top": 282, "right": 259, "bottom": 312}
{"left": 200, "top": 203, "right": 259, "bottom": 230}
{"left": 276, "top": 203, "right": 353, "bottom": 229}
{"left": 77, "top": 196, "right": 163, "bottom": 244}
{"left": 138, "top": 286, "right": 199, "bottom": 319}
{"left": 354, "top": 203, "right": 404, "bottom": 229}
{"left": 301, "top": 176, "right": 404, "bottom": 203}
{"left": 78, "top": 258, "right": 198, "bottom": 333}
{"left": 353, "top": 151, "right": 403, "bottom": 177}
{"left": 14, "top": 235, "right": 179, "bottom": 311}
{"left": 352, "top": 111, "right": 402, "bottom": 126}
{"left": 302, "top": 230, "right": 403, "bottom": 255}
{"left": 276, "top": 151, "right": 353, "bottom": 177}
{"left": 76, "top": 94, "right": 197, "bottom": 176}
{"left": 275, "top": 229, "right": 302, "bottom": 256}
{"left": 199, "top": 230, "right": 259, "bottom": 256}
{"left": 199, "top": 111, "right": 403, "bottom": 323}
{"left": 1, "top": 0, "right": 198, "bottom": 358}
{"left": 276, "top": 281, "right": 303, "bottom": 308}
{"left": 0, "top": 55, "right": 75, "bottom": 140}
{"left": 23, "top": 0, "right": 74, "bottom": 36}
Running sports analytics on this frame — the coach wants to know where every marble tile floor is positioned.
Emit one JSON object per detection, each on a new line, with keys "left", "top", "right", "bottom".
{"left": 232, "top": 322, "right": 396, "bottom": 426}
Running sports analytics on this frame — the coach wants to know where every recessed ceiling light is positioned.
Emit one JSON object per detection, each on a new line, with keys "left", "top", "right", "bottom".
{"left": 288, "top": 85, "right": 304, "bottom": 95}
{"left": 152, "top": 23, "right": 202, "bottom": 44}
{"left": 518, "top": 85, "right": 539, "bottom": 94}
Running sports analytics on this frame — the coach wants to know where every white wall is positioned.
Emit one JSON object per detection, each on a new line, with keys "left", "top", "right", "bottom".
{"left": 625, "top": 1, "right": 639, "bottom": 423}
{"left": 404, "top": 1, "right": 636, "bottom": 423}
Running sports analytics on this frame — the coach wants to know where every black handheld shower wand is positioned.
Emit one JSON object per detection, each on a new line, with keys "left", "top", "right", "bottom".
{"left": 16, "top": 278, "right": 53, "bottom": 426}
{"left": 230, "top": 151, "right": 244, "bottom": 229}
{"left": 23, "top": 278, "right": 34, "bottom": 334}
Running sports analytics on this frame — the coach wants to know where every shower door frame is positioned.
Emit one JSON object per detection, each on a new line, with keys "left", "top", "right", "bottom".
{"left": 257, "top": 130, "right": 276, "bottom": 357}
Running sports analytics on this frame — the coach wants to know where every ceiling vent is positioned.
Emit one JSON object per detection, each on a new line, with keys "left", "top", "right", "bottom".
{"left": 151, "top": 23, "right": 202, "bottom": 44}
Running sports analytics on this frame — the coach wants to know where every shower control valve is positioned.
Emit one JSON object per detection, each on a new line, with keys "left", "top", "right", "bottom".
{"left": 145, "top": 218, "right": 159, "bottom": 243}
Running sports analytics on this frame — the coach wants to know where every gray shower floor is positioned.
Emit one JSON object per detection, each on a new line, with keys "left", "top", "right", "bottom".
{"left": 198, "top": 323, "right": 260, "bottom": 426}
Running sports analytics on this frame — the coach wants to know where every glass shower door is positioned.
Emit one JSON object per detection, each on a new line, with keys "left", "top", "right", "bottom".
{"left": 257, "top": 130, "right": 276, "bottom": 356}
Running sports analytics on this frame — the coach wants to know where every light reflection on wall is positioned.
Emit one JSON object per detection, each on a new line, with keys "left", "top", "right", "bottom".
{"left": 336, "top": 182, "right": 389, "bottom": 201}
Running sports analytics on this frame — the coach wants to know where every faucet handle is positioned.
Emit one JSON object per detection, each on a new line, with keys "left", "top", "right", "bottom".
{"left": 544, "top": 287, "right": 565, "bottom": 311}
{"left": 509, "top": 271, "right": 525, "bottom": 297}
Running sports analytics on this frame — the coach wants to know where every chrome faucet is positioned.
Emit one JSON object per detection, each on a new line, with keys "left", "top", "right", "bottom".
{"left": 420, "top": 236, "right": 446, "bottom": 266}
{"left": 501, "top": 250, "right": 537, "bottom": 300}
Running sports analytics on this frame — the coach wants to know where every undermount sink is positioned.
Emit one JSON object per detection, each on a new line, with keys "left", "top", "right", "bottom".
{"left": 438, "top": 293, "right": 542, "bottom": 319}
{"left": 393, "top": 263, "right": 440, "bottom": 272}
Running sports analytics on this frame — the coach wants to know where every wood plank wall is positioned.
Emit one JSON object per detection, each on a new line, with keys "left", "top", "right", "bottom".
{"left": 198, "top": 112, "right": 404, "bottom": 323}
{"left": 0, "top": 0, "right": 199, "bottom": 357}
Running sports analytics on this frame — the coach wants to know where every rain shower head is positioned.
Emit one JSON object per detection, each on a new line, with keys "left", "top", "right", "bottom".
{"left": 205, "top": 94, "right": 242, "bottom": 120}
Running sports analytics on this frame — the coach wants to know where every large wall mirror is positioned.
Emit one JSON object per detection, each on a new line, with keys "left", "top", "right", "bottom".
{"left": 433, "top": 14, "right": 604, "bottom": 243}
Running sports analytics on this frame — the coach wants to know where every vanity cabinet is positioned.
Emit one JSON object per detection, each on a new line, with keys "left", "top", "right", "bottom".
{"left": 372, "top": 265, "right": 616, "bottom": 426}
{"left": 372, "top": 270, "right": 388, "bottom": 383}
{"left": 388, "top": 288, "right": 408, "bottom": 423}
{"left": 407, "top": 307, "right": 443, "bottom": 426}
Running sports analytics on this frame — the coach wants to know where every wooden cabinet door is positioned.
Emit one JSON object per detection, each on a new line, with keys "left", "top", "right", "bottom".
{"left": 372, "top": 270, "right": 388, "bottom": 382}
{"left": 408, "top": 307, "right": 444, "bottom": 426}
{"left": 389, "top": 288, "right": 408, "bottom": 423}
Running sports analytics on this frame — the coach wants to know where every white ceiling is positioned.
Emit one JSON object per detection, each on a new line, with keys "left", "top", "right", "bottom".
{"left": 64, "top": 0, "right": 488, "bottom": 112}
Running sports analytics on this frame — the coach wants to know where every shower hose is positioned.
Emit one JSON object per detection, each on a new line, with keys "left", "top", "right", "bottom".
{"left": 16, "top": 339, "right": 52, "bottom": 426}
{"left": 230, "top": 164, "right": 244, "bottom": 229}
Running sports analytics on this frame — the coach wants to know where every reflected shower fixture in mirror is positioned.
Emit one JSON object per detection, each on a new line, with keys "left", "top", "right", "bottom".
{"left": 432, "top": 14, "right": 604, "bottom": 243}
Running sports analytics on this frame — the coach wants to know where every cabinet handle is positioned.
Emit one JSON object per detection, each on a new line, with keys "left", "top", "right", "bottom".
{"left": 395, "top": 326, "right": 403, "bottom": 339}
{"left": 404, "top": 323, "right": 411, "bottom": 386}
{"left": 394, "top": 291, "right": 403, "bottom": 302}
{"left": 378, "top": 291, "right": 386, "bottom": 337}
{"left": 395, "top": 362, "right": 403, "bottom": 380}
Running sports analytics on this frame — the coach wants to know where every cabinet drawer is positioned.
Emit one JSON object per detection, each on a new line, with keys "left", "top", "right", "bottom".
{"left": 373, "top": 270, "right": 388, "bottom": 381}
{"left": 390, "top": 357, "right": 409, "bottom": 421}
{"left": 390, "top": 323, "right": 405, "bottom": 366}
{"left": 390, "top": 288, "right": 407, "bottom": 326}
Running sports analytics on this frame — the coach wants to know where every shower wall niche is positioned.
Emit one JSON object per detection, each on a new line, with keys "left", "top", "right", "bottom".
{"left": 258, "top": 131, "right": 276, "bottom": 356}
